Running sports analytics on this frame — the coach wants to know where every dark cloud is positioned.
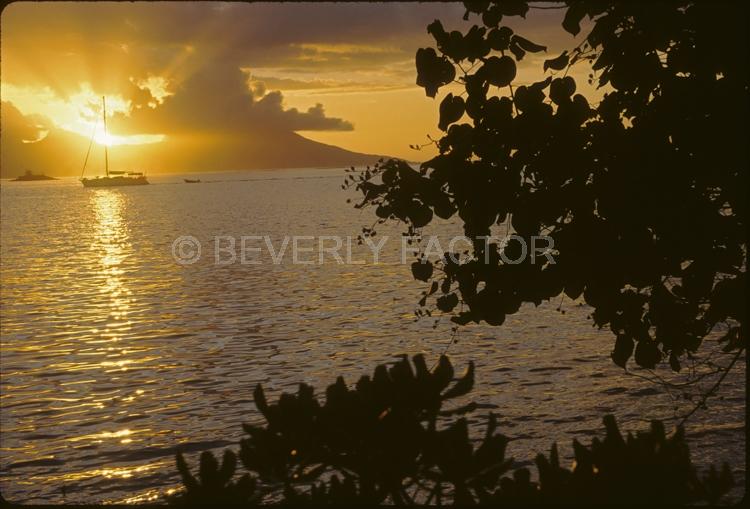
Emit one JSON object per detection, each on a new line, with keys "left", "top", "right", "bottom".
{"left": 0, "top": 101, "right": 47, "bottom": 143}
{"left": 111, "top": 64, "right": 351, "bottom": 135}
{"left": 255, "top": 93, "right": 353, "bottom": 131}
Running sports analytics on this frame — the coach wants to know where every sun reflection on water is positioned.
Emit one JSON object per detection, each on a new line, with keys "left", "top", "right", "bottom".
{"left": 91, "top": 190, "right": 133, "bottom": 325}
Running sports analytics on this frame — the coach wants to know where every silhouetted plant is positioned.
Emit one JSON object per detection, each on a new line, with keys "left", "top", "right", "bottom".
{"left": 169, "top": 356, "right": 732, "bottom": 505}
{"left": 345, "top": 1, "right": 747, "bottom": 373}
{"left": 174, "top": 449, "right": 258, "bottom": 505}
{"left": 485, "top": 415, "right": 733, "bottom": 505}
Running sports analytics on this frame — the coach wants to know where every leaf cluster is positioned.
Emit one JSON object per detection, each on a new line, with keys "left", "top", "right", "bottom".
{"left": 350, "top": 1, "right": 747, "bottom": 371}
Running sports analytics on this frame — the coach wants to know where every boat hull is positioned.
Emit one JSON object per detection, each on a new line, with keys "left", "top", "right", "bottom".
{"left": 81, "top": 176, "right": 149, "bottom": 187}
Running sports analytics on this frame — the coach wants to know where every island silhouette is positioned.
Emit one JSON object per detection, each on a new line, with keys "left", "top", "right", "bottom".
{"left": 11, "top": 169, "right": 57, "bottom": 181}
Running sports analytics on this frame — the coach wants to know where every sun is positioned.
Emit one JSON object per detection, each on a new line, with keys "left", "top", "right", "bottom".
{"left": 94, "top": 132, "right": 114, "bottom": 147}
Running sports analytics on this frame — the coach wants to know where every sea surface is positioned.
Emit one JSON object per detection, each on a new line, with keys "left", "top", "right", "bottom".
{"left": 0, "top": 169, "right": 745, "bottom": 503}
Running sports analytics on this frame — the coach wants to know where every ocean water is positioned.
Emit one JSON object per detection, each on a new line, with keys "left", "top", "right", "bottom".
{"left": 0, "top": 169, "right": 745, "bottom": 503}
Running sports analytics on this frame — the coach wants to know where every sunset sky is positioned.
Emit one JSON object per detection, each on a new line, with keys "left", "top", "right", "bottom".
{"left": 1, "top": 2, "right": 587, "bottom": 176}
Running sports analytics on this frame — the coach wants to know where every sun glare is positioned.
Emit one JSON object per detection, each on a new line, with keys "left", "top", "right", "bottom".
{"left": 94, "top": 132, "right": 114, "bottom": 147}
{"left": 91, "top": 131, "right": 165, "bottom": 147}
{"left": 2, "top": 83, "right": 166, "bottom": 147}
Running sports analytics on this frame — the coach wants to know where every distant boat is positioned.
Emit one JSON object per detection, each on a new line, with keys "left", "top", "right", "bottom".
{"left": 184, "top": 178, "right": 201, "bottom": 184}
{"left": 80, "top": 96, "right": 149, "bottom": 187}
{"left": 12, "top": 170, "right": 57, "bottom": 181}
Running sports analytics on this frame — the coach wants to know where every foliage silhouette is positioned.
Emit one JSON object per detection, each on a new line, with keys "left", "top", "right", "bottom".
{"left": 346, "top": 1, "right": 747, "bottom": 372}
{"left": 169, "top": 355, "right": 732, "bottom": 505}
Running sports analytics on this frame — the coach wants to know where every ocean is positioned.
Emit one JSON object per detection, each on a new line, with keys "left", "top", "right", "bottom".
{"left": 0, "top": 168, "right": 744, "bottom": 503}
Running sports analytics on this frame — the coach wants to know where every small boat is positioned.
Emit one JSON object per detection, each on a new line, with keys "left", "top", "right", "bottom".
{"left": 12, "top": 170, "right": 57, "bottom": 181}
{"left": 184, "top": 178, "right": 201, "bottom": 184}
{"left": 80, "top": 96, "right": 149, "bottom": 187}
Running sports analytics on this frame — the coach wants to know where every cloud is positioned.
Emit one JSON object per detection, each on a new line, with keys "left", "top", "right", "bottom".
{"left": 131, "top": 75, "right": 173, "bottom": 107}
{"left": 1, "top": 101, "right": 47, "bottom": 143}
{"left": 102, "top": 63, "right": 352, "bottom": 137}
{"left": 254, "top": 92, "right": 353, "bottom": 131}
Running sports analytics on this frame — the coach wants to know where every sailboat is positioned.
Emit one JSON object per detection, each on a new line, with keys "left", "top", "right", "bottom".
{"left": 81, "top": 96, "right": 149, "bottom": 187}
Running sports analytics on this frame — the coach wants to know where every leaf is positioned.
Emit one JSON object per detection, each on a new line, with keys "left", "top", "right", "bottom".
{"left": 428, "top": 280, "right": 439, "bottom": 296}
{"left": 432, "top": 355, "right": 455, "bottom": 392}
{"left": 438, "top": 93, "right": 465, "bottom": 131}
{"left": 634, "top": 340, "right": 662, "bottom": 369}
{"left": 511, "top": 34, "right": 546, "bottom": 53}
{"left": 439, "top": 401, "right": 480, "bottom": 416}
{"left": 375, "top": 204, "right": 392, "bottom": 219}
{"left": 498, "top": 0, "right": 529, "bottom": 18}
{"left": 416, "top": 47, "right": 456, "bottom": 98}
{"left": 564, "top": 279, "right": 584, "bottom": 300}
{"left": 481, "top": 5, "right": 502, "bottom": 27}
{"left": 176, "top": 452, "right": 198, "bottom": 492}
{"left": 427, "top": 19, "right": 447, "bottom": 40}
{"left": 482, "top": 55, "right": 517, "bottom": 87}
{"left": 544, "top": 51, "right": 569, "bottom": 72}
{"left": 572, "top": 439, "right": 593, "bottom": 471}
{"left": 437, "top": 292, "right": 459, "bottom": 312}
{"left": 253, "top": 384, "right": 269, "bottom": 418}
{"left": 509, "top": 40, "right": 525, "bottom": 61}
{"left": 463, "top": 25, "right": 490, "bottom": 61}
{"left": 611, "top": 334, "right": 634, "bottom": 368}
{"left": 219, "top": 450, "right": 237, "bottom": 483}
{"left": 463, "top": 1, "right": 490, "bottom": 15}
{"left": 408, "top": 202, "right": 433, "bottom": 227}
{"left": 441, "top": 360, "right": 475, "bottom": 399}
{"left": 484, "top": 310, "right": 506, "bottom": 327}
{"left": 669, "top": 352, "right": 682, "bottom": 372}
{"left": 529, "top": 76, "right": 552, "bottom": 91}
{"left": 602, "top": 414, "right": 624, "bottom": 445}
{"left": 487, "top": 26, "right": 513, "bottom": 51}
{"left": 549, "top": 76, "right": 576, "bottom": 104}
{"left": 550, "top": 442, "right": 559, "bottom": 468}
{"left": 571, "top": 93, "right": 591, "bottom": 121}
{"left": 411, "top": 260, "right": 434, "bottom": 282}
{"left": 451, "top": 312, "right": 474, "bottom": 325}
{"left": 199, "top": 451, "right": 219, "bottom": 486}
{"left": 562, "top": 2, "right": 587, "bottom": 36}
{"left": 412, "top": 354, "right": 430, "bottom": 382}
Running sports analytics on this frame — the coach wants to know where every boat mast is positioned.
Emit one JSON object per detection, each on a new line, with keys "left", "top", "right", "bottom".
{"left": 102, "top": 96, "right": 109, "bottom": 178}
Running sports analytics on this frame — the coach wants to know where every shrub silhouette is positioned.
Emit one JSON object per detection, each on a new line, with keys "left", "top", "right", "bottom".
{"left": 170, "top": 356, "right": 732, "bottom": 505}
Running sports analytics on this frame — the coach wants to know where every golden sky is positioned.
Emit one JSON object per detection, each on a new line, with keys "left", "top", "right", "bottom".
{"left": 1, "top": 2, "right": 590, "bottom": 176}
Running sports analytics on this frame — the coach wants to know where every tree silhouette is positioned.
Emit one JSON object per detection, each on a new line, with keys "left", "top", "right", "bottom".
{"left": 348, "top": 1, "right": 746, "bottom": 371}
